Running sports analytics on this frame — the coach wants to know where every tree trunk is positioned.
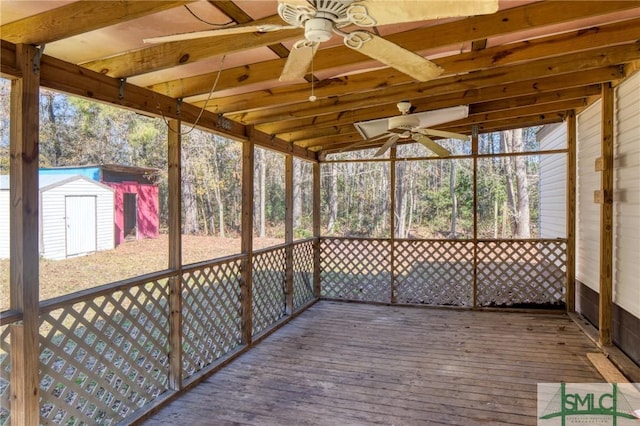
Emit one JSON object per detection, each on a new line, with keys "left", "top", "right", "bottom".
{"left": 512, "top": 128, "right": 531, "bottom": 238}
{"left": 293, "top": 159, "right": 302, "bottom": 229}
{"left": 395, "top": 160, "right": 407, "bottom": 238}
{"left": 258, "top": 150, "right": 266, "bottom": 237}
{"left": 449, "top": 160, "right": 457, "bottom": 238}
{"left": 182, "top": 154, "right": 200, "bottom": 235}
{"left": 501, "top": 131, "right": 517, "bottom": 237}
{"left": 211, "top": 142, "right": 225, "bottom": 238}
{"left": 326, "top": 163, "right": 338, "bottom": 234}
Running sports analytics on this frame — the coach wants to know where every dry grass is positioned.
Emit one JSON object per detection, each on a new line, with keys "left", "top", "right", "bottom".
{"left": 0, "top": 234, "right": 283, "bottom": 312}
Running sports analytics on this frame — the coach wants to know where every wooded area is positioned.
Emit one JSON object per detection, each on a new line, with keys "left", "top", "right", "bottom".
{"left": 0, "top": 82, "right": 560, "bottom": 242}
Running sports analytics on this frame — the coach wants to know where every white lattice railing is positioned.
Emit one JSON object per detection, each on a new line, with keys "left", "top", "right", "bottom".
{"left": 0, "top": 239, "right": 318, "bottom": 426}
{"left": 321, "top": 238, "right": 567, "bottom": 308}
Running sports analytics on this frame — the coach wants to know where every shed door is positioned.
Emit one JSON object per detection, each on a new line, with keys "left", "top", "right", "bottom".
{"left": 123, "top": 193, "right": 137, "bottom": 240}
{"left": 65, "top": 195, "right": 97, "bottom": 257}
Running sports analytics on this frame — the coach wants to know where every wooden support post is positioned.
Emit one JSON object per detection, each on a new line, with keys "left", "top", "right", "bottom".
{"left": 10, "top": 43, "right": 41, "bottom": 426}
{"left": 471, "top": 126, "right": 479, "bottom": 309}
{"left": 312, "top": 162, "right": 321, "bottom": 298}
{"left": 241, "top": 139, "right": 255, "bottom": 344}
{"left": 566, "top": 111, "right": 577, "bottom": 313}
{"left": 389, "top": 147, "right": 397, "bottom": 304}
{"left": 599, "top": 83, "right": 614, "bottom": 346}
{"left": 167, "top": 119, "right": 182, "bottom": 390}
{"left": 285, "top": 155, "right": 294, "bottom": 315}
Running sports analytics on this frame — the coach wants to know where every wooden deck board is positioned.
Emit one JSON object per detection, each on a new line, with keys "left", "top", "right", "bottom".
{"left": 142, "top": 301, "right": 605, "bottom": 425}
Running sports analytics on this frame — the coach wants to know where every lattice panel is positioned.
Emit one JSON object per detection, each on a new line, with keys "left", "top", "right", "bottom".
{"left": 181, "top": 259, "right": 242, "bottom": 379}
{"left": 0, "top": 324, "right": 10, "bottom": 426}
{"left": 320, "top": 239, "right": 391, "bottom": 303}
{"left": 252, "top": 247, "right": 287, "bottom": 336}
{"left": 394, "top": 240, "right": 474, "bottom": 306}
{"left": 292, "top": 240, "right": 315, "bottom": 311}
{"left": 477, "top": 240, "right": 566, "bottom": 307}
{"left": 39, "top": 279, "right": 170, "bottom": 425}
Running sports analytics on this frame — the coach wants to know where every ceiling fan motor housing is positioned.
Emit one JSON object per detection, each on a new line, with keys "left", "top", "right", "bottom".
{"left": 305, "top": 18, "right": 334, "bottom": 42}
{"left": 388, "top": 115, "right": 420, "bottom": 131}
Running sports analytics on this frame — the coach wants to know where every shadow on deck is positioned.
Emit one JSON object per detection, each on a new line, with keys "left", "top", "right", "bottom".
{"left": 142, "top": 301, "right": 604, "bottom": 425}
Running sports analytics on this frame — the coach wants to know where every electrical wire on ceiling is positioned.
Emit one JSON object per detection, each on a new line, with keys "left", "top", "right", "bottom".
{"left": 184, "top": 4, "right": 234, "bottom": 27}
{"left": 156, "top": 55, "right": 226, "bottom": 136}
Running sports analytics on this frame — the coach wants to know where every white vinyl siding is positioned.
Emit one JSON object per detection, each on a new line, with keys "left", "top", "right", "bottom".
{"left": 0, "top": 190, "right": 8, "bottom": 258}
{"left": 613, "top": 72, "right": 640, "bottom": 318}
{"left": 576, "top": 100, "right": 601, "bottom": 293}
{"left": 538, "top": 124, "right": 567, "bottom": 238}
{"left": 40, "top": 177, "right": 114, "bottom": 260}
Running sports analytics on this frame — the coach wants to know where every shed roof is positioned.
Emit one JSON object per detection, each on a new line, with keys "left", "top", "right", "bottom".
{"left": 0, "top": 174, "right": 115, "bottom": 192}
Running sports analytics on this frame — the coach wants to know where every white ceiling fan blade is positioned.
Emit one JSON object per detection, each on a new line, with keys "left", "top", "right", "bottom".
{"left": 278, "top": 0, "right": 312, "bottom": 6}
{"left": 417, "top": 128, "right": 469, "bottom": 141}
{"left": 374, "top": 135, "right": 400, "bottom": 157}
{"left": 343, "top": 31, "right": 443, "bottom": 82}
{"left": 143, "top": 24, "right": 296, "bottom": 43}
{"left": 279, "top": 40, "right": 319, "bottom": 82}
{"left": 412, "top": 134, "right": 451, "bottom": 157}
{"left": 349, "top": 0, "right": 499, "bottom": 26}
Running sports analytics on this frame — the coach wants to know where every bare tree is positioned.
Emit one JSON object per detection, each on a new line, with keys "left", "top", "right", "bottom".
{"left": 449, "top": 160, "right": 458, "bottom": 238}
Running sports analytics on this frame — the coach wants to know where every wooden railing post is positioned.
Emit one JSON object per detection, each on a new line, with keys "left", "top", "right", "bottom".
{"left": 241, "top": 139, "right": 255, "bottom": 344}
{"left": 598, "top": 83, "right": 614, "bottom": 346}
{"left": 167, "top": 119, "right": 182, "bottom": 390}
{"left": 566, "top": 111, "right": 577, "bottom": 313}
{"left": 10, "top": 43, "right": 41, "bottom": 426}
{"left": 389, "top": 148, "right": 397, "bottom": 304}
{"left": 312, "top": 162, "right": 321, "bottom": 298}
{"left": 472, "top": 126, "right": 479, "bottom": 309}
{"left": 284, "top": 155, "right": 294, "bottom": 314}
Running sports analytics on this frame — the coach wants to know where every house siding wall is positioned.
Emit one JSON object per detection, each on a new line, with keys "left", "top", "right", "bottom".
{"left": 613, "top": 71, "right": 640, "bottom": 319}
{"left": 576, "top": 99, "right": 602, "bottom": 294}
{"left": 538, "top": 124, "right": 567, "bottom": 238}
{"left": 0, "top": 190, "right": 9, "bottom": 258}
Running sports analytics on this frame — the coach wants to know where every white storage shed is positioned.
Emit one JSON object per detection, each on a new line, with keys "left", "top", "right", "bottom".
{"left": 0, "top": 174, "right": 115, "bottom": 260}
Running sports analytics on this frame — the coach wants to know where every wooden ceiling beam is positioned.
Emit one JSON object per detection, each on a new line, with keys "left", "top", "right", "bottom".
{"left": 0, "top": 41, "right": 317, "bottom": 162}
{"left": 80, "top": 14, "right": 304, "bottom": 78}
{"left": 210, "top": 1, "right": 291, "bottom": 59}
{"left": 284, "top": 97, "right": 591, "bottom": 144}
{"left": 150, "top": 2, "right": 640, "bottom": 99}
{"left": 255, "top": 67, "right": 619, "bottom": 135}
{"left": 195, "top": 17, "right": 640, "bottom": 114}
{"left": 231, "top": 44, "right": 637, "bottom": 125}
{"left": 0, "top": 1, "right": 195, "bottom": 45}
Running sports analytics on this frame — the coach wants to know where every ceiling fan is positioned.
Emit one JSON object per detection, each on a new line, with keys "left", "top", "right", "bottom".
{"left": 352, "top": 102, "right": 470, "bottom": 157}
{"left": 145, "top": 0, "right": 499, "bottom": 82}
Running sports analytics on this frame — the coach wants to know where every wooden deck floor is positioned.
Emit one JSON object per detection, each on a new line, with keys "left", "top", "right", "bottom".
{"left": 143, "top": 301, "right": 605, "bottom": 425}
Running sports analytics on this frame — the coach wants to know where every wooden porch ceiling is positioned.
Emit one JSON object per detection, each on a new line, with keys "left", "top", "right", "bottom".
{"left": 1, "top": 1, "right": 640, "bottom": 161}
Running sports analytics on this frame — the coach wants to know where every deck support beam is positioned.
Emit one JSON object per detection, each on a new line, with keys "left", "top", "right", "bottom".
{"left": 472, "top": 126, "right": 479, "bottom": 309}
{"left": 390, "top": 148, "right": 397, "bottom": 304}
{"left": 285, "top": 154, "right": 294, "bottom": 315}
{"left": 312, "top": 162, "right": 321, "bottom": 298}
{"left": 566, "top": 111, "right": 577, "bottom": 313}
{"left": 598, "top": 83, "right": 614, "bottom": 346}
{"left": 9, "top": 43, "right": 41, "bottom": 426}
{"left": 241, "top": 138, "right": 255, "bottom": 344}
{"left": 167, "top": 119, "right": 182, "bottom": 389}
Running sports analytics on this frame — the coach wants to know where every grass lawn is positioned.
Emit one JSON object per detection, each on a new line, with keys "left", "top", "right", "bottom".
{"left": 0, "top": 234, "right": 283, "bottom": 312}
